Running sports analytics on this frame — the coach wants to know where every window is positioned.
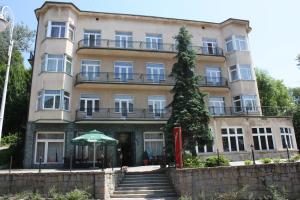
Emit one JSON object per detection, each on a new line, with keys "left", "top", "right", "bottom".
{"left": 144, "top": 132, "right": 165, "bottom": 157}
{"left": 81, "top": 60, "right": 100, "bottom": 80}
{"left": 229, "top": 65, "right": 252, "bottom": 81}
{"left": 235, "top": 36, "right": 248, "bottom": 51}
{"left": 209, "top": 97, "right": 225, "bottom": 115}
{"left": 146, "top": 34, "right": 163, "bottom": 50}
{"left": 233, "top": 95, "right": 257, "bottom": 112}
{"left": 49, "top": 21, "right": 66, "bottom": 38}
{"left": 84, "top": 30, "right": 101, "bottom": 47}
{"left": 80, "top": 94, "right": 100, "bottom": 117}
{"left": 114, "top": 62, "right": 133, "bottom": 81}
{"left": 205, "top": 67, "right": 222, "bottom": 86}
{"left": 114, "top": 95, "right": 133, "bottom": 117}
{"left": 197, "top": 140, "right": 214, "bottom": 153}
{"left": 252, "top": 127, "right": 274, "bottom": 150}
{"left": 225, "top": 37, "right": 234, "bottom": 52}
{"left": 146, "top": 63, "right": 165, "bottom": 83}
{"left": 68, "top": 24, "right": 75, "bottom": 41}
{"left": 115, "top": 32, "right": 133, "bottom": 48}
{"left": 239, "top": 65, "right": 252, "bottom": 80}
{"left": 280, "top": 127, "right": 294, "bottom": 149}
{"left": 35, "top": 132, "right": 64, "bottom": 164}
{"left": 148, "top": 96, "right": 166, "bottom": 117}
{"left": 203, "top": 38, "right": 218, "bottom": 55}
{"left": 41, "top": 54, "right": 72, "bottom": 75}
{"left": 37, "top": 90, "right": 70, "bottom": 111}
{"left": 225, "top": 35, "right": 248, "bottom": 52}
{"left": 221, "top": 128, "right": 245, "bottom": 152}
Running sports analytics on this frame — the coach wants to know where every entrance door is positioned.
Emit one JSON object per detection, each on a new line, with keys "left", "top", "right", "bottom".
{"left": 117, "top": 133, "right": 132, "bottom": 166}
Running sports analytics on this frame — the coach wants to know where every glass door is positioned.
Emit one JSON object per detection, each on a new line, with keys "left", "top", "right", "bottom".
{"left": 146, "top": 63, "right": 165, "bottom": 83}
{"left": 80, "top": 95, "right": 100, "bottom": 118}
{"left": 84, "top": 31, "right": 101, "bottom": 47}
{"left": 206, "top": 67, "right": 221, "bottom": 86}
{"left": 148, "top": 96, "right": 166, "bottom": 118}
{"left": 121, "top": 101, "right": 128, "bottom": 117}
{"left": 81, "top": 60, "right": 100, "bottom": 81}
{"left": 114, "top": 62, "right": 133, "bottom": 82}
{"left": 86, "top": 100, "right": 93, "bottom": 117}
{"left": 115, "top": 96, "right": 133, "bottom": 118}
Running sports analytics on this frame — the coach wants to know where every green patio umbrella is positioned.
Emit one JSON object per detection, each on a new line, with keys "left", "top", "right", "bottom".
{"left": 71, "top": 130, "right": 118, "bottom": 168}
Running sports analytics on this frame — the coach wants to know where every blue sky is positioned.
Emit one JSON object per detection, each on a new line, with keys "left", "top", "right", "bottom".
{"left": 2, "top": 0, "right": 300, "bottom": 87}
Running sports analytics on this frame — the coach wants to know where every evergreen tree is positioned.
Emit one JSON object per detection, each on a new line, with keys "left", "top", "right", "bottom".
{"left": 165, "top": 27, "right": 212, "bottom": 157}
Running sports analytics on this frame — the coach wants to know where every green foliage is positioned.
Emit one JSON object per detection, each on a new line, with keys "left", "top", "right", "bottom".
{"left": 264, "top": 185, "right": 287, "bottom": 200}
{"left": 164, "top": 27, "right": 212, "bottom": 157}
{"left": 256, "top": 69, "right": 293, "bottom": 115}
{"left": 244, "top": 160, "right": 252, "bottom": 165}
{"left": 291, "top": 104, "right": 300, "bottom": 151}
{"left": 1, "top": 133, "right": 21, "bottom": 146}
{"left": 204, "top": 155, "right": 230, "bottom": 167}
{"left": 49, "top": 188, "right": 90, "bottom": 200}
{"left": 0, "top": 147, "right": 12, "bottom": 166}
{"left": 272, "top": 158, "right": 282, "bottom": 164}
{"left": 183, "top": 154, "right": 204, "bottom": 168}
{"left": 260, "top": 158, "right": 272, "bottom": 164}
{"left": 291, "top": 154, "right": 300, "bottom": 162}
{"left": 178, "top": 195, "right": 192, "bottom": 200}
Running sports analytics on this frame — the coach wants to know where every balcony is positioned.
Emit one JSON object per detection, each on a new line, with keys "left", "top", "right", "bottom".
{"left": 75, "top": 72, "right": 228, "bottom": 88}
{"left": 76, "top": 108, "right": 171, "bottom": 121}
{"left": 75, "top": 106, "right": 292, "bottom": 122}
{"left": 76, "top": 39, "right": 224, "bottom": 58}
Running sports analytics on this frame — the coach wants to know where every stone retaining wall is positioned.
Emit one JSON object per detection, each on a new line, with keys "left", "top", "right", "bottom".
{"left": 0, "top": 170, "right": 124, "bottom": 199}
{"left": 168, "top": 162, "right": 300, "bottom": 199}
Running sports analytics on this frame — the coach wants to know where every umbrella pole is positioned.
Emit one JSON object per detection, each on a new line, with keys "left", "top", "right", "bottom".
{"left": 93, "top": 142, "right": 96, "bottom": 168}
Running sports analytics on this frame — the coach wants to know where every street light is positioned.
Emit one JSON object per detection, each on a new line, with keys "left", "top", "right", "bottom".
{"left": 0, "top": 6, "right": 14, "bottom": 145}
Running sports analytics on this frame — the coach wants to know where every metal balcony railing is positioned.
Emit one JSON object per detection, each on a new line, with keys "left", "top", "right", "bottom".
{"left": 75, "top": 72, "right": 228, "bottom": 87}
{"left": 77, "top": 39, "right": 224, "bottom": 56}
{"left": 75, "top": 106, "right": 293, "bottom": 121}
{"left": 76, "top": 108, "right": 171, "bottom": 120}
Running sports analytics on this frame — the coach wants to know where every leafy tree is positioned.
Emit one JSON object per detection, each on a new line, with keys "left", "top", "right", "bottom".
{"left": 296, "top": 54, "right": 300, "bottom": 68}
{"left": 255, "top": 69, "right": 293, "bottom": 115}
{"left": 290, "top": 87, "right": 300, "bottom": 149}
{"left": 164, "top": 27, "right": 212, "bottom": 157}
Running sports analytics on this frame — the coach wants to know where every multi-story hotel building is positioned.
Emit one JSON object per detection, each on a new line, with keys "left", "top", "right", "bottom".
{"left": 24, "top": 1, "right": 298, "bottom": 168}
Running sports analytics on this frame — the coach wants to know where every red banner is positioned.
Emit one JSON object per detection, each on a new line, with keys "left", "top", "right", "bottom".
{"left": 173, "top": 127, "right": 183, "bottom": 168}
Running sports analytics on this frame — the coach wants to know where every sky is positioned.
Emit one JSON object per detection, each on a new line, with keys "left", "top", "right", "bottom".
{"left": 2, "top": 0, "right": 300, "bottom": 87}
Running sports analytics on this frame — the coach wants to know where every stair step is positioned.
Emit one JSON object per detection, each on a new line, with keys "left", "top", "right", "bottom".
{"left": 122, "top": 179, "right": 170, "bottom": 184}
{"left": 114, "top": 189, "right": 175, "bottom": 194}
{"left": 119, "top": 182, "right": 171, "bottom": 187}
{"left": 111, "top": 193, "right": 177, "bottom": 198}
{"left": 116, "top": 186, "right": 173, "bottom": 190}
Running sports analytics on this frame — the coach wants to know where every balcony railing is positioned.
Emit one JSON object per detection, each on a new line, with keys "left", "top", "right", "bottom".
{"left": 75, "top": 72, "right": 228, "bottom": 87}
{"left": 77, "top": 39, "right": 224, "bottom": 56}
{"left": 75, "top": 106, "right": 293, "bottom": 121}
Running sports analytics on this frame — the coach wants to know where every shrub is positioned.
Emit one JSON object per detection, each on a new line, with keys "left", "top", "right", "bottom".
{"left": 272, "top": 158, "right": 282, "bottom": 164}
{"left": 1, "top": 133, "right": 21, "bottom": 146}
{"left": 264, "top": 185, "right": 287, "bottom": 200}
{"left": 183, "top": 154, "right": 204, "bottom": 168}
{"left": 178, "top": 195, "right": 192, "bottom": 200}
{"left": 260, "top": 158, "right": 272, "bottom": 164}
{"left": 49, "top": 188, "right": 90, "bottom": 200}
{"left": 291, "top": 154, "right": 300, "bottom": 162}
{"left": 204, "top": 155, "right": 229, "bottom": 167}
{"left": 244, "top": 160, "right": 252, "bottom": 165}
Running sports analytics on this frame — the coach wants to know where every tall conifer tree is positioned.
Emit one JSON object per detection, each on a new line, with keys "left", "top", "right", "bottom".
{"left": 165, "top": 27, "right": 212, "bottom": 156}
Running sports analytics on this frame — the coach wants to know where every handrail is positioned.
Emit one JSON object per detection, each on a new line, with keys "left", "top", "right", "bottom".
{"left": 77, "top": 39, "right": 224, "bottom": 56}
{"left": 75, "top": 72, "right": 228, "bottom": 87}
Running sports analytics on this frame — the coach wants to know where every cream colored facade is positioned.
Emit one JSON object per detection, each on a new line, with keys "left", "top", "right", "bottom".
{"left": 24, "top": 2, "right": 297, "bottom": 168}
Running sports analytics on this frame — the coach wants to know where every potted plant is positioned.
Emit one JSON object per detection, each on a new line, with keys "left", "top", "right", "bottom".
{"left": 143, "top": 151, "right": 149, "bottom": 165}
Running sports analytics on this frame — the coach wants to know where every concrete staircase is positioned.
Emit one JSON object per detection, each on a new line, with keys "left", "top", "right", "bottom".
{"left": 111, "top": 171, "right": 177, "bottom": 199}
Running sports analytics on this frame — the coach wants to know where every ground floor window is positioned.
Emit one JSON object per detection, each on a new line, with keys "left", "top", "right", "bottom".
{"left": 35, "top": 132, "right": 65, "bottom": 164}
{"left": 280, "top": 127, "right": 294, "bottom": 149}
{"left": 197, "top": 140, "right": 214, "bottom": 153}
{"left": 221, "top": 128, "right": 245, "bottom": 152}
{"left": 252, "top": 127, "right": 274, "bottom": 150}
{"left": 144, "top": 132, "right": 165, "bottom": 158}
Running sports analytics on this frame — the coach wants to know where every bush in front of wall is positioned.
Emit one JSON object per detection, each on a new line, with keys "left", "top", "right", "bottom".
{"left": 204, "top": 155, "right": 230, "bottom": 167}
{"left": 272, "top": 158, "right": 282, "bottom": 164}
{"left": 183, "top": 154, "right": 204, "bottom": 168}
{"left": 244, "top": 160, "right": 252, "bottom": 165}
{"left": 260, "top": 158, "right": 272, "bottom": 164}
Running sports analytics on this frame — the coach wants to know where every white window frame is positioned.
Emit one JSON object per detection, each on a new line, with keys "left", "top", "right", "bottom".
{"left": 43, "top": 90, "right": 61, "bottom": 110}
{"left": 114, "top": 95, "right": 134, "bottom": 113}
{"left": 47, "top": 21, "right": 66, "bottom": 38}
{"left": 221, "top": 127, "right": 245, "bottom": 152}
{"left": 202, "top": 38, "right": 218, "bottom": 54}
{"left": 233, "top": 95, "right": 257, "bottom": 113}
{"left": 42, "top": 54, "right": 72, "bottom": 75}
{"left": 225, "top": 35, "right": 248, "bottom": 52}
{"left": 68, "top": 23, "right": 75, "bottom": 41}
{"left": 252, "top": 127, "right": 275, "bottom": 151}
{"left": 34, "top": 132, "right": 65, "bottom": 164}
{"left": 81, "top": 59, "right": 101, "bottom": 79}
{"left": 146, "top": 63, "right": 165, "bottom": 82}
{"left": 114, "top": 61, "right": 133, "bottom": 80}
{"left": 79, "top": 94, "right": 100, "bottom": 113}
{"left": 143, "top": 132, "right": 165, "bottom": 157}
{"left": 229, "top": 64, "right": 253, "bottom": 82}
{"left": 115, "top": 32, "right": 133, "bottom": 48}
{"left": 38, "top": 90, "right": 70, "bottom": 111}
{"left": 209, "top": 96, "right": 225, "bottom": 115}
{"left": 280, "top": 127, "right": 295, "bottom": 149}
{"left": 84, "top": 30, "right": 101, "bottom": 46}
{"left": 148, "top": 96, "right": 166, "bottom": 114}
{"left": 146, "top": 34, "right": 163, "bottom": 50}
{"left": 206, "top": 67, "right": 222, "bottom": 84}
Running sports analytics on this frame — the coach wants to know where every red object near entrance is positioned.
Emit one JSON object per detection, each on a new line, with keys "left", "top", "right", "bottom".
{"left": 173, "top": 127, "right": 183, "bottom": 168}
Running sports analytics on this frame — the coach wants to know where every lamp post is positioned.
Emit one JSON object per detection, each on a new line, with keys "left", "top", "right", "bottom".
{"left": 0, "top": 6, "right": 14, "bottom": 145}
